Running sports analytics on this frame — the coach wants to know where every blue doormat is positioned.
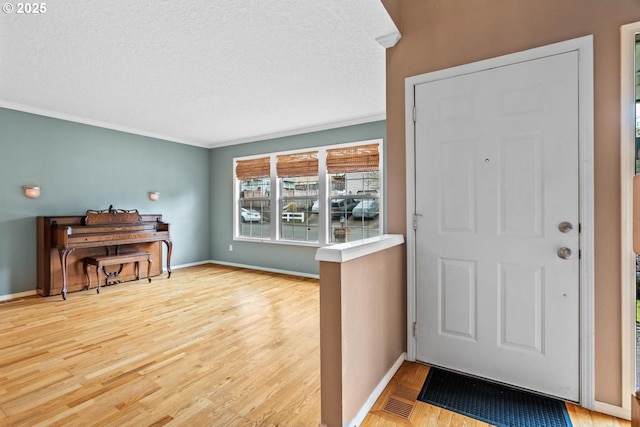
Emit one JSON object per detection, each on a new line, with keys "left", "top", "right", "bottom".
{"left": 417, "top": 368, "right": 572, "bottom": 427}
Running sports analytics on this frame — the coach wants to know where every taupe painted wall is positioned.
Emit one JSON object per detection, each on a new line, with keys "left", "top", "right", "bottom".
{"left": 382, "top": 0, "right": 640, "bottom": 407}
{"left": 341, "top": 245, "right": 405, "bottom": 422}
{"left": 319, "top": 262, "right": 342, "bottom": 427}
{"left": 319, "top": 243, "right": 405, "bottom": 426}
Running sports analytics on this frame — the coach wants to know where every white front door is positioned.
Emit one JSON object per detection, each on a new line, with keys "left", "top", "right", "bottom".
{"left": 414, "top": 51, "right": 580, "bottom": 401}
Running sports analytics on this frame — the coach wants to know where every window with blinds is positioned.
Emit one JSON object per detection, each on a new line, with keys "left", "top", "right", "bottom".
{"left": 233, "top": 139, "right": 382, "bottom": 245}
{"left": 326, "top": 143, "right": 381, "bottom": 242}
{"left": 236, "top": 156, "right": 270, "bottom": 180}
{"left": 276, "top": 151, "right": 318, "bottom": 177}
{"left": 276, "top": 151, "right": 319, "bottom": 243}
{"left": 235, "top": 156, "right": 271, "bottom": 239}
{"left": 326, "top": 143, "right": 379, "bottom": 174}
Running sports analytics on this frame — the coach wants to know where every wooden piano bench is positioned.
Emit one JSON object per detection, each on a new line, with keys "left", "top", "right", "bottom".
{"left": 83, "top": 251, "right": 152, "bottom": 294}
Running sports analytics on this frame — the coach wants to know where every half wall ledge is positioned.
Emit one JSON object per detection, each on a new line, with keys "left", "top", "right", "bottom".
{"left": 314, "top": 234, "right": 405, "bottom": 263}
{"left": 315, "top": 233, "right": 406, "bottom": 427}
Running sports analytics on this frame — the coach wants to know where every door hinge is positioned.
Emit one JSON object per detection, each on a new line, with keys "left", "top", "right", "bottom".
{"left": 412, "top": 322, "right": 417, "bottom": 337}
{"left": 412, "top": 213, "right": 422, "bottom": 230}
{"left": 413, "top": 106, "right": 416, "bottom": 122}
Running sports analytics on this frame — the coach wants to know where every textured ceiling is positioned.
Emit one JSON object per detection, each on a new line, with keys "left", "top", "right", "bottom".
{"left": 0, "top": 1, "right": 398, "bottom": 148}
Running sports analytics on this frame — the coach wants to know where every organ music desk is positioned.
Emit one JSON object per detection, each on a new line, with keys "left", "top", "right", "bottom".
{"left": 37, "top": 206, "right": 172, "bottom": 299}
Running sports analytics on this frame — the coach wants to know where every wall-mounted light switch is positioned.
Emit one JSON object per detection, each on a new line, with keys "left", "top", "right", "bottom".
{"left": 229, "top": 244, "right": 233, "bottom": 252}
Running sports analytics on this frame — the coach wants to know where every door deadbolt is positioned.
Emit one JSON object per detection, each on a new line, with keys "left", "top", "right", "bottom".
{"left": 557, "top": 247, "right": 573, "bottom": 260}
{"left": 558, "top": 222, "right": 573, "bottom": 233}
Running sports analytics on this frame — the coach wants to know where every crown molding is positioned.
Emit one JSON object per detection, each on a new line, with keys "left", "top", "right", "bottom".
{"left": 1, "top": 101, "right": 385, "bottom": 149}
{"left": 376, "top": 29, "right": 401, "bottom": 48}
{"left": 0, "top": 101, "right": 207, "bottom": 148}
{"left": 206, "top": 113, "right": 386, "bottom": 148}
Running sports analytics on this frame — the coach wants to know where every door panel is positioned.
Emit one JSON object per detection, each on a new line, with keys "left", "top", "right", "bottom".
{"left": 498, "top": 262, "right": 543, "bottom": 353}
{"left": 440, "top": 139, "right": 476, "bottom": 234}
{"left": 499, "top": 135, "right": 543, "bottom": 237}
{"left": 415, "top": 51, "right": 580, "bottom": 401}
{"left": 440, "top": 258, "right": 477, "bottom": 340}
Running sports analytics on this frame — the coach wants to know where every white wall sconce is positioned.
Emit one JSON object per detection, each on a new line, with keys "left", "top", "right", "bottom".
{"left": 22, "top": 185, "right": 40, "bottom": 199}
{"left": 148, "top": 191, "right": 160, "bottom": 201}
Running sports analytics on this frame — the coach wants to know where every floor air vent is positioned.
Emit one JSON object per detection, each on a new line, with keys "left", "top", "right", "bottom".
{"left": 383, "top": 396, "right": 415, "bottom": 419}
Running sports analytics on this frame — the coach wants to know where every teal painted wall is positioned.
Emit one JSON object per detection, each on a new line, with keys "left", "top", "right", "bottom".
{"left": 210, "top": 121, "right": 386, "bottom": 276}
{"left": 0, "top": 108, "right": 211, "bottom": 296}
{"left": 0, "top": 108, "right": 384, "bottom": 297}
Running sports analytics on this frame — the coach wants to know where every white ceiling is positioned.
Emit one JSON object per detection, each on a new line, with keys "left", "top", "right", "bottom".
{"left": 0, "top": 1, "right": 398, "bottom": 148}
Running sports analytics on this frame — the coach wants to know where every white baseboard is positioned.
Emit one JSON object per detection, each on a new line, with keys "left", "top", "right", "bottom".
{"left": 593, "top": 399, "right": 630, "bottom": 421}
{"left": 171, "top": 260, "right": 213, "bottom": 270}
{"left": 347, "top": 352, "right": 407, "bottom": 427}
{"left": 0, "top": 289, "right": 37, "bottom": 302}
{"left": 0, "top": 260, "right": 313, "bottom": 301}
{"left": 0, "top": 260, "right": 211, "bottom": 301}
{"left": 209, "top": 260, "right": 319, "bottom": 279}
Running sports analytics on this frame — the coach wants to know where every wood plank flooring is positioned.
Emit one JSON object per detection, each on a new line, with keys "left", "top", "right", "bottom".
{"left": 0, "top": 264, "right": 320, "bottom": 426}
{"left": 0, "top": 264, "right": 632, "bottom": 426}
{"left": 362, "top": 362, "right": 631, "bottom": 427}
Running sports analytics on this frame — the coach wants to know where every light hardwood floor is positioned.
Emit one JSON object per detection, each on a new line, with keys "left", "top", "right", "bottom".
{"left": 0, "top": 264, "right": 320, "bottom": 426}
{"left": 0, "top": 264, "right": 632, "bottom": 426}
{"left": 362, "top": 361, "right": 631, "bottom": 427}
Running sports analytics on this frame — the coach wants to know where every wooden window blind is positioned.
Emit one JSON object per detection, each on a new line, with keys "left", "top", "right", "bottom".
{"left": 276, "top": 151, "right": 318, "bottom": 177}
{"left": 235, "top": 157, "right": 270, "bottom": 180}
{"left": 326, "top": 143, "right": 379, "bottom": 173}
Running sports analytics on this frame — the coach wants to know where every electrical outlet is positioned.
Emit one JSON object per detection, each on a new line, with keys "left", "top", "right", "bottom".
{"left": 229, "top": 244, "right": 233, "bottom": 252}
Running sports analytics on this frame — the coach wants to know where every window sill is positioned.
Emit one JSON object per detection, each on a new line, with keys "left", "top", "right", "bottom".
{"left": 233, "top": 236, "right": 323, "bottom": 248}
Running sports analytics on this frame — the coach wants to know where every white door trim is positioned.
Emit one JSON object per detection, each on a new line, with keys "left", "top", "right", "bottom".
{"left": 617, "top": 21, "right": 640, "bottom": 421}
{"left": 405, "top": 35, "right": 594, "bottom": 408}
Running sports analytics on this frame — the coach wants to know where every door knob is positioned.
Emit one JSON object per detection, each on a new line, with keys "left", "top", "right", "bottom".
{"left": 557, "top": 247, "right": 573, "bottom": 260}
{"left": 558, "top": 222, "right": 573, "bottom": 233}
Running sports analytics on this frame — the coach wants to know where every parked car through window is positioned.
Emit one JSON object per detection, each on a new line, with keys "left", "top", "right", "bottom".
{"left": 352, "top": 199, "right": 379, "bottom": 219}
{"left": 234, "top": 139, "right": 382, "bottom": 245}
{"left": 240, "top": 208, "right": 262, "bottom": 223}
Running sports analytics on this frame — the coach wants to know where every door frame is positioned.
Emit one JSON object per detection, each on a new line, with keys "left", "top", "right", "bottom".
{"left": 620, "top": 21, "right": 640, "bottom": 420}
{"left": 405, "top": 36, "right": 595, "bottom": 408}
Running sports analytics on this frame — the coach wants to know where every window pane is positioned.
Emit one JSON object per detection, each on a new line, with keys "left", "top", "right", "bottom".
{"left": 239, "top": 202, "right": 271, "bottom": 238}
{"left": 239, "top": 178, "right": 271, "bottom": 239}
{"left": 240, "top": 178, "right": 270, "bottom": 198}
{"left": 280, "top": 176, "right": 318, "bottom": 242}
{"left": 329, "top": 170, "right": 381, "bottom": 242}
